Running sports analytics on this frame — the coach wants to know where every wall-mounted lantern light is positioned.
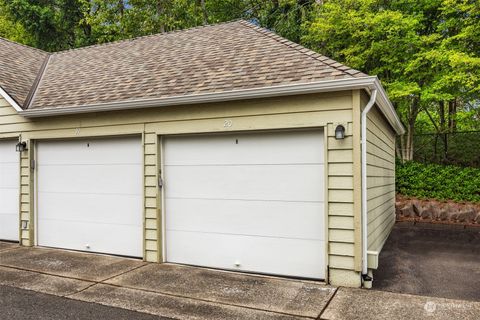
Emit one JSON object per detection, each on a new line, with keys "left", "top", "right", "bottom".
{"left": 335, "top": 125, "right": 345, "bottom": 140}
{"left": 16, "top": 141, "right": 27, "bottom": 152}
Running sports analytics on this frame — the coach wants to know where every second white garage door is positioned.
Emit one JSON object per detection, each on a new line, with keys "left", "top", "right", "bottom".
{"left": 37, "top": 137, "right": 143, "bottom": 257}
{"left": 164, "top": 130, "right": 325, "bottom": 279}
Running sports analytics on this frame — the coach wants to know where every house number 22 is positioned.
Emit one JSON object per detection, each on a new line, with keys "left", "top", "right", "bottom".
{"left": 223, "top": 119, "right": 233, "bottom": 128}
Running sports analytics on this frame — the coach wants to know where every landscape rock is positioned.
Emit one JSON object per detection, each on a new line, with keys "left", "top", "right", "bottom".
{"left": 475, "top": 213, "right": 480, "bottom": 224}
{"left": 421, "top": 207, "right": 433, "bottom": 219}
{"left": 438, "top": 209, "right": 449, "bottom": 221}
{"left": 395, "top": 195, "right": 479, "bottom": 226}
{"left": 400, "top": 205, "right": 415, "bottom": 218}
{"left": 448, "top": 211, "right": 459, "bottom": 222}
{"left": 412, "top": 200, "right": 423, "bottom": 216}
{"left": 458, "top": 210, "right": 477, "bottom": 223}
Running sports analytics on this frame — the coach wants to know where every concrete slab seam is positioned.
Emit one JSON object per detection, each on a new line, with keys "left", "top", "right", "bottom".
{"left": 316, "top": 287, "right": 339, "bottom": 320}
{"left": 62, "top": 282, "right": 100, "bottom": 298}
{"left": 0, "top": 264, "right": 97, "bottom": 283}
{"left": 0, "top": 246, "right": 23, "bottom": 253}
{"left": 98, "top": 263, "right": 151, "bottom": 283}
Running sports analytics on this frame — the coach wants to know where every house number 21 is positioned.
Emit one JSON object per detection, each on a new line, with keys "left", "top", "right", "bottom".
{"left": 223, "top": 119, "right": 233, "bottom": 128}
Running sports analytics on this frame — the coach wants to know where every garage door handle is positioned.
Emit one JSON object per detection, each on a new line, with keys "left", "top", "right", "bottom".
{"left": 158, "top": 177, "right": 164, "bottom": 189}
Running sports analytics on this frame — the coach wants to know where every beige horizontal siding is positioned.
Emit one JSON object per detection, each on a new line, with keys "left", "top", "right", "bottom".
{"left": 1, "top": 91, "right": 356, "bottom": 277}
{"left": 329, "top": 242, "right": 355, "bottom": 256}
{"left": 144, "top": 131, "right": 159, "bottom": 262}
{"left": 365, "top": 104, "right": 396, "bottom": 257}
{"left": 326, "top": 119, "right": 356, "bottom": 271}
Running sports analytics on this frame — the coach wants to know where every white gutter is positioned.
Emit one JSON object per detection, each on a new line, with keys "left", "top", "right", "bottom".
{"left": 18, "top": 76, "right": 405, "bottom": 134}
{"left": 19, "top": 77, "right": 374, "bottom": 116}
{"left": 361, "top": 88, "right": 377, "bottom": 280}
{"left": 0, "top": 85, "right": 23, "bottom": 112}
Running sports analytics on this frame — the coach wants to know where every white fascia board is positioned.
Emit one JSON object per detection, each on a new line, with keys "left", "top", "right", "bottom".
{"left": 0, "top": 86, "right": 23, "bottom": 112}
{"left": 19, "top": 77, "right": 377, "bottom": 117}
{"left": 372, "top": 78, "right": 406, "bottom": 135}
{"left": 18, "top": 76, "right": 405, "bottom": 134}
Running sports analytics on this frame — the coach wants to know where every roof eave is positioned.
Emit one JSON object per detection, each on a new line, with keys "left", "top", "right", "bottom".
{"left": 371, "top": 77, "right": 406, "bottom": 135}
{"left": 0, "top": 85, "right": 23, "bottom": 112}
{"left": 18, "top": 76, "right": 405, "bottom": 135}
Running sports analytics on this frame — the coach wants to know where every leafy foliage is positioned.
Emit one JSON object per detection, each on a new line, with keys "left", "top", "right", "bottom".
{"left": 0, "top": 0, "right": 318, "bottom": 50}
{"left": 413, "top": 131, "right": 480, "bottom": 167}
{"left": 396, "top": 160, "right": 480, "bottom": 202}
{"left": 0, "top": 0, "right": 478, "bottom": 164}
{"left": 303, "top": 0, "right": 480, "bottom": 161}
{"left": 2, "top": 0, "right": 88, "bottom": 51}
{"left": 0, "top": 0, "right": 32, "bottom": 44}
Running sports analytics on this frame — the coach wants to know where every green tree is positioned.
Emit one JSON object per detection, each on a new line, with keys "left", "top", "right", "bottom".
{"left": 303, "top": 0, "right": 480, "bottom": 161}
{"left": 0, "top": 0, "right": 478, "bottom": 166}
{"left": 405, "top": 0, "right": 480, "bottom": 161}
{"left": 2, "top": 0, "right": 91, "bottom": 50}
{"left": 249, "top": 0, "right": 316, "bottom": 43}
{"left": 0, "top": 0, "right": 33, "bottom": 44}
{"left": 303, "top": 0, "right": 424, "bottom": 160}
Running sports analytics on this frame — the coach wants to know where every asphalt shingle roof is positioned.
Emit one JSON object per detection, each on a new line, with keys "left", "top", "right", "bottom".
{"left": 0, "top": 38, "right": 48, "bottom": 106}
{"left": 0, "top": 20, "right": 366, "bottom": 111}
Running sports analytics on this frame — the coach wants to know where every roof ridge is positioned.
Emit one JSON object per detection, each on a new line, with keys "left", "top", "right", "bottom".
{"left": 0, "top": 36, "right": 48, "bottom": 54}
{"left": 237, "top": 20, "right": 364, "bottom": 77}
{"left": 52, "top": 20, "right": 244, "bottom": 55}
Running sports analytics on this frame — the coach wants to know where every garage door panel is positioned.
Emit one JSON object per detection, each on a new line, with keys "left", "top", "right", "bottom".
{"left": 37, "top": 137, "right": 142, "bottom": 257}
{"left": 37, "top": 138, "right": 142, "bottom": 165}
{"left": 0, "top": 214, "right": 18, "bottom": 240}
{"left": 165, "top": 130, "right": 325, "bottom": 279}
{"left": 0, "top": 189, "right": 19, "bottom": 214}
{"left": 167, "top": 230, "right": 325, "bottom": 279}
{"left": 38, "top": 192, "right": 142, "bottom": 225}
{"left": 38, "top": 219, "right": 142, "bottom": 257}
{"left": 166, "top": 198, "right": 325, "bottom": 240}
{"left": 0, "top": 140, "right": 19, "bottom": 241}
{"left": 0, "top": 142, "right": 18, "bottom": 162}
{"left": 165, "top": 164, "right": 324, "bottom": 202}
{"left": 165, "top": 131, "right": 323, "bottom": 166}
{"left": 38, "top": 164, "right": 142, "bottom": 195}
{"left": 0, "top": 163, "right": 19, "bottom": 188}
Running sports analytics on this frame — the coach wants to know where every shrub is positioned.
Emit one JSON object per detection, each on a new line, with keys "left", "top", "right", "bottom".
{"left": 396, "top": 160, "right": 480, "bottom": 203}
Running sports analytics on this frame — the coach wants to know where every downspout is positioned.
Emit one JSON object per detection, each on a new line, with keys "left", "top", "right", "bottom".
{"left": 361, "top": 89, "right": 377, "bottom": 285}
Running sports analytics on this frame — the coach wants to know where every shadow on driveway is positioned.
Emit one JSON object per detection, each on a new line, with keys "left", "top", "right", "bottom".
{"left": 374, "top": 223, "right": 480, "bottom": 301}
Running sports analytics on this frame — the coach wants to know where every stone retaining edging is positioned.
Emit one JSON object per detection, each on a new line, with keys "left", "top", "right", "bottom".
{"left": 395, "top": 196, "right": 480, "bottom": 227}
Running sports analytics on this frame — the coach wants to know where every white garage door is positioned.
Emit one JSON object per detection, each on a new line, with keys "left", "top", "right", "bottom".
{"left": 0, "top": 140, "right": 19, "bottom": 241}
{"left": 164, "top": 130, "right": 325, "bottom": 279}
{"left": 37, "top": 137, "right": 143, "bottom": 257}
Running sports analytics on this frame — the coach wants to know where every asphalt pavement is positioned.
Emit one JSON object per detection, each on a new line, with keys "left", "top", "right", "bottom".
{"left": 0, "top": 285, "right": 171, "bottom": 320}
{"left": 374, "top": 223, "right": 480, "bottom": 301}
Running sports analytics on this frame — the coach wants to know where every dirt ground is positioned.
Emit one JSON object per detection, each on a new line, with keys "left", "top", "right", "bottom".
{"left": 374, "top": 223, "right": 480, "bottom": 301}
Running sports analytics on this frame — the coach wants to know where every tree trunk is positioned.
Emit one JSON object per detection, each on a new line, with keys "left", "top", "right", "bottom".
{"left": 448, "top": 99, "right": 457, "bottom": 132}
{"left": 438, "top": 101, "right": 448, "bottom": 161}
{"left": 400, "top": 97, "right": 420, "bottom": 161}
{"left": 406, "top": 116, "right": 415, "bottom": 160}
{"left": 157, "top": 0, "right": 166, "bottom": 33}
{"left": 200, "top": 0, "right": 208, "bottom": 25}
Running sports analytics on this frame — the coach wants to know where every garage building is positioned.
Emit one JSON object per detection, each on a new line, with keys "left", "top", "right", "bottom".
{"left": 0, "top": 21, "right": 404, "bottom": 287}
